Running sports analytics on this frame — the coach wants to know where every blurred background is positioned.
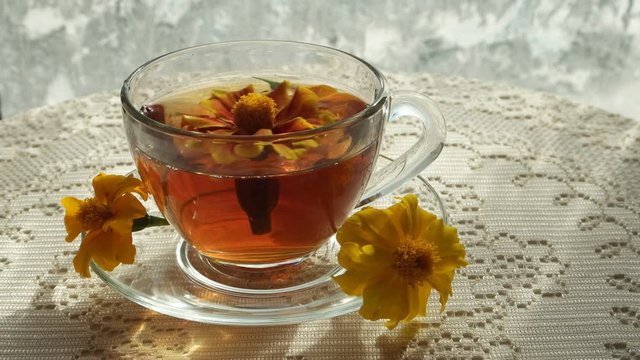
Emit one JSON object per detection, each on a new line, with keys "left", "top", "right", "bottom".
{"left": 1, "top": 0, "right": 638, "bottom": 120}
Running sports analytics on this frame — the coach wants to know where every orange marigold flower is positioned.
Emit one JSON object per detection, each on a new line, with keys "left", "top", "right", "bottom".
{"left": 61, "top": 173, "right": 148, "bottom": 277}
{"left": 186, "top": 79, "right": 366, "bottom": 164}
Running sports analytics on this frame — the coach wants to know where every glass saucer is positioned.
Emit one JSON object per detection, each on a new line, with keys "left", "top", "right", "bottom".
{"left": 91, "top": 172, "right": 447, "bottom": 326}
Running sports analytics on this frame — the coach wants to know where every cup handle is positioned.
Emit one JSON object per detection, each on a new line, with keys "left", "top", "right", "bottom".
{"left": 359, "top": 90, "right": 446, "bottom": 206}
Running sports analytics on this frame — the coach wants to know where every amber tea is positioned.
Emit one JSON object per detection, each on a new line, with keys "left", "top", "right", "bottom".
{"left": 135, "top": 79, "right": 376, "bottom": 265}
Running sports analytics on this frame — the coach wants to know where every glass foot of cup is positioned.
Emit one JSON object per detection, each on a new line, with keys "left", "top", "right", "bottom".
{"left": 177, "top": 238, "right": 344, "bottom": 295}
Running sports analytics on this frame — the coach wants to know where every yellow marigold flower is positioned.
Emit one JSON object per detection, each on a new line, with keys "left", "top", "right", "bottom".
{"left": 61, "top": 173, "right": 148, "bottom": 277}
{"left": 333, "top": 194, "right": 467, "bottom": 329}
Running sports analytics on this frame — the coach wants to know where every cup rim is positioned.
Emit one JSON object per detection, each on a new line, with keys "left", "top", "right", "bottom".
{"left": 121, "top": 40, "right": 389, "bottom": 141}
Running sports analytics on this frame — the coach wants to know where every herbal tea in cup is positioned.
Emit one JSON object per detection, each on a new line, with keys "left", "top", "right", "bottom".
{"left": 122, "top": 41, "right": 446, "bottom": 268}
{"left": 135, "top": 79, "right": 375, "bottom": 265}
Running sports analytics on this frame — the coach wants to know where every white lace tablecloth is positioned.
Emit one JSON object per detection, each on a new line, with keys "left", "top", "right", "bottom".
{"left": 1, "top": 73, "right": 639, "bottom": 359}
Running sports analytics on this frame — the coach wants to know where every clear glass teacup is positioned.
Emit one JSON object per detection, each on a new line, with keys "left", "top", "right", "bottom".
{"left": 121, "top": 41, "right": 445, "bottom": 269}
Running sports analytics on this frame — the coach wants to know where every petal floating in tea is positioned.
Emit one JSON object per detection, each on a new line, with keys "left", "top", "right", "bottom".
{"left": 210, "top": 85, "right": 255, "bottom": 111}
{"left": 309, "top": 84, "right": 338, "bottom": 97}
{"left": 199, "top": 98, "right": 234, "bottom": 120}
{"left": 276, "top": 86, "right": 318, "bottom": 123}
{"left": 140, "top": 104, "right": 165, "bottom": 122}
{"left": 210, "top": 144, "right": 237, "bottom": 164}
{"left": 233, "top": 143, "right": 265, "bottom": 158}
{"left": 267, "top": 80, "right": 292, "bottom": 114}
{"left": 317, "top": 109, "right": 338, "bottom": 124}
{"left": 181, "top": 114, "right": 235, "bottom": 131}
{"left": 269, "top": 144, "right": 293, "bottom": 159}
{"left": 291, "top": 139, "right": 319, "bottom": 149}
{"left": 273, "top": 117, "right": 315, "bottom": 134}
{"left": 235, "top": 178, "right": 279, "bottom": 235}
{"left": 318, "top": 92, "right": 367, "bottom": 119}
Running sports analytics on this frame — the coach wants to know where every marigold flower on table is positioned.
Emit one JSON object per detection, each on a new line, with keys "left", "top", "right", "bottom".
{"left": 333, "top": 194, "right": 468, "bottom": 329}
{"left": 61, "top": 173, "right": 149, "bottom": 277}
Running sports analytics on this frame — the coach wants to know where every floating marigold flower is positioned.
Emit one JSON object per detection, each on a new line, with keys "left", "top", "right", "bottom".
{"left": 160, "top": 78, "right": 366, "bottom": 164}
{"left": 61, "top": 173, "right": 149, "bottom": 277}
{"left": 333, "top": 194, "right": 467, "bottom": 329}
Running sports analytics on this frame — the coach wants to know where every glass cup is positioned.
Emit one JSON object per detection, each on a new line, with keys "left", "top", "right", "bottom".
{"left": 121, "top": 41, "right": 445, "bottom": 269}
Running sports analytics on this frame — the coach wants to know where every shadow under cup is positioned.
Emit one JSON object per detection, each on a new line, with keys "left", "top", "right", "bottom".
{"left": 121, "top": 42, "right": 390, "bottom": 268}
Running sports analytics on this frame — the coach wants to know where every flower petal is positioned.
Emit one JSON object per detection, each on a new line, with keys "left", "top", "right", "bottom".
{"left": 383, "top": 195, "right": 415, "bottom": 241}
{"left": 318, "top": 92, "right": 367, "bottom": 119}
{"left": 422, "top": 219, "right": 467, "bottom": 268}
{"left": 333, "top": 244, "right": 392, "bottom": 296}
{"left": 425, "top": 270, "right": 455, "bottom": 312}
{"left": 92, "top": 231, "right": 136, "bottom": 271}
{"left": 336, "top": 213, "right": 381, "bottom": 247}
{"left": 181, "top": 114, "right": 234, "bottom": 131}
{"left": 291, "top": 139, "right": 319, "bottom": 149}
{"left": 209, "top": 144, "right": 237, "bottom": 164}
{"left": 73, "top": 230, "right": 99, "bottom": 278}
{"left": 337, "top": 242, "right": 392, "bottom": 271}
{"left": 112, "top": 193, "right": 147, "bottom": 219}
{"left": 254, "top": 128, "right": 273, "bottom": 136}
{"left": 309, "top": 84, "right": 338, "bottom": 97}
{"left": 211, "top": 85, "right": 254, "bottom": 110}
{"left": 273, "top": 117, "right": 316, "bottom": 134}
{"left": 103, "top": 193, "right": 147, "bottom": 235}
{"left": 435, "top": 255, "right": 469, "bottom": 274}
{"left": 317, "top": 110, "right": 338, "bottom": 124}
{"left": 407, "top": 195, "right": 429, "bottom": 233}
{"left": 92, "top": 173, "right": 147, "bottom": 203}
{"left": 358, "top": 272, "right": 412, "bottom": 329}
{"left": 271, "top": 143, "right": 305, "bottom": 160}
{"left": 333, "top": 271, "right": 370, "bottom": 296}
{"left": 267, "top": 80, "right": 292, "bottom": 113}
{"left": 413, "top": 207, "right": 438, "bottom": 239}
{"left": 233, "top": 143, "right": 265, "bottom": 158}
{"left": 276, "top": 86, "right": 318, "bottom": 122}
{"left": 336, "top": 207, "right": 397, "bottom": 252}
{"left": 61, "top": 197, "right": 84, "bottom": 242}
{"left": 73, "top": 230, "right": 136, "bottom": 278}
{"left": 406, "top": 284, "right": 431, "bottom": 320}
{"left": 355, "top": 207, "right": 402, "bottom": 250}
{"left": 199, "top": 99, "right": 233, "bottom": 120}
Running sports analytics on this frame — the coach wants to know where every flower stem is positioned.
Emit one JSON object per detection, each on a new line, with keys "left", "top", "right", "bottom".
{"left": 235, "top": 178, "right": 279, "bottom": 235}
{"left": 132, "top": 215, "right": 170, "bottom": 232}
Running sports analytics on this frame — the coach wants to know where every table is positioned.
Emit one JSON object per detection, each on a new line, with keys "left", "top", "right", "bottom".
{"left": 1, "top": 73, "right": 639, "bottom": 359}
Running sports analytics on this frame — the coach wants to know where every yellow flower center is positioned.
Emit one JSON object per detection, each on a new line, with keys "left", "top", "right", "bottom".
{"left": 77, "top": 199, "right": 112, "bottom": 231}
{"left": 232, "top": 93, "right": 277, "bottom": 134}
{"left": 393, "top": 239, "right": 441, "bottom": 285}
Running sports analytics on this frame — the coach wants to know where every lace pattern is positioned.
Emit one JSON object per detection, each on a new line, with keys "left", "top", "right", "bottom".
{"left": 0, "top": 73, "right": 638, "bottom": 358}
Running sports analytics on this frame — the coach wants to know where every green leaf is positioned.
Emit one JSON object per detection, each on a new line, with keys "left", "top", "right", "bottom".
{"left": 254, "top": 77, "right": 281, "bottom": 90}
